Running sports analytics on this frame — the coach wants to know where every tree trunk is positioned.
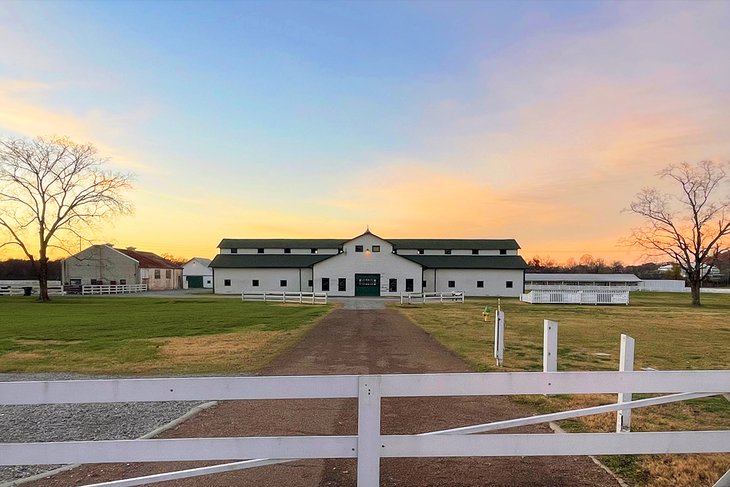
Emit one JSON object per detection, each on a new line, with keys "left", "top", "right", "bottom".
{"left": 38, "top": 255, "right": 50, "bottom": 302}
{"left": 689, "top": 279, "right": 701, "bottom": 306}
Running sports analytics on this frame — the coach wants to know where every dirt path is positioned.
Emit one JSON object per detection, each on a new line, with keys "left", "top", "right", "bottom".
{"left": 28, "top": 309, "right": 620, "bottom": 486}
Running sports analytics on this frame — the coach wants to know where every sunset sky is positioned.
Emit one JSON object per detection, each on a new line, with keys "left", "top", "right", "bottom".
{"left": 1, "top": 1, "right": 729, "bottom": 264}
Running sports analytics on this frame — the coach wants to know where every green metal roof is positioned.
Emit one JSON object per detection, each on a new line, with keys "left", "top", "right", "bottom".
{"left": 401, "top": 255, "right": 528, "bottom": 269}
{"left": 219, "top": 237, "right": 521, "bottom": 250}
{"left": 209, "top": 254, "right": 334, "bottom": 268}
{"left": 390, "top": 239, "right": 520, "bottom": 250}
{"left": 218, "top": 239, "right": 347, "bottom": 249}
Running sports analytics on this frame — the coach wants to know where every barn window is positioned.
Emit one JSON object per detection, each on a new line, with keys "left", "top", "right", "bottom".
{"left": 252, "top": 279, "right": 259, "bottom": 287}
{"left": 284, "top": 248, "right": 291, "bottom": 254}
{"left": 444, "top": 249, "right": 452, "bottom": 255}
{"left": 308, "top": 279, "right": 313, "bottom": 287}
{"left": 224, "top": 279, "right": 231, "bottom": 286}
{"left": 448, "top": 280, "right": 455, "bottom": 288}
{"left": 417, "top": 249, "right": 424, "bottom": 255}
{"left": 280, "top": 279, "right": 287, "bottom": 287}
{"left": 322, "top": 278, "right": 330, "bottom": 291}
{"left": 231, "top": 248, "right": 238, "bottom": 254}
{"left": 506, "top": 281, "right": 513, "bottom": 288}
{"left": 472, "top": 249, "right": 479, "bottom": 255}
{"left": 257, "top": 248, "right": 264, "bottom": 254}
{"left": 166, "top": 270, "right": 171, "bottom": 279}
{"left": 311, "top": 248, "right": 318, "bottom": 254}
{"left": 389, "top": 278, "right": 397, "bottom": 292}
{"left": 422, "top": 280, "right": 426, "bottom": 288}
{"left": 120, "top": 279, "right": 126, "bottom": 285}
{"left": 477, "top": 281, "right": 484, "bottom": 288}
{"left": 500, "top": 249, "right": 507, "bottom": 255}
{"left": 338, "top": 278, "right": 346, "bottom": 292}
{"left": 405, "top": 279, "right": 414, "bottom": 292}
{"left": 154, "top": 269, "right": 161, "bottom": 279}
{"left": 372, "top": 245, "right": 380, "bottom": 252}
{"left": 355, "top": 245, "right": 363, "bottom": 252}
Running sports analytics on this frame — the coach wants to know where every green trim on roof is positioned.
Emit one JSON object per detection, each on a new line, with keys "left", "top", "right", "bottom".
{"left": 401, "top": 255, "right": 528, "bottom": 270}
{"left": 390, "top": 239, "right": 520, "bottom": 250}
{"left": 209, "top": 254, "right": 333, "bottom": 268}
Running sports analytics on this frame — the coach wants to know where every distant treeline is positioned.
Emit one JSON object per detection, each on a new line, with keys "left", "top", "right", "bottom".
{"left": 0, "top": 259, "right": 62, "bottom": 280}
{"left": 528, "top": 252, "right": 730, "bottom": 282}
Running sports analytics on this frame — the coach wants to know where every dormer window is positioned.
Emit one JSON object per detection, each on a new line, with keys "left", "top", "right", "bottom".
{"left": 284, "top": 248, "right": 291, "bottom": 254}
{"left": 444, "top": 249, "right": 452, "bottom": 255}
{"left": 500, "top": 249, "right": 507, "bottom": 255}
{"left": 472, "top": 249, "right": 479, "bottom": 255}
{"left": 230, "top": 248, "right": 238, "bottom": 254}
{"left": 311, "top": 248, "right": 318, "bottom": 254}
{"left": 355, "top": 245, "right": 363, "bottom": 252}
{"left": 417, "top": 249, "right": 424, "bottom": 255}
{"left": 257, "top": 248, "right": 264, "bottom": 254}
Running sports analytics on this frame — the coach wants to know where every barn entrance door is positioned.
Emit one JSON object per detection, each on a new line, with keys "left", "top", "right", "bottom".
{"left": 355, "top": 274, "right": 380, "bottom": 296}
{"left": 187, "top": 276, "right": 204, "bottom": 288}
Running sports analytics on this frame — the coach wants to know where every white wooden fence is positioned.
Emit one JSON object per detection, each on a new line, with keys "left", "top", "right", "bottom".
{"left": 0, "top": 280, "right": 64, "bottom": 296}
{"left": 241, "top": 291, "right": 328, "bottom": 305}
{"left": 81, "top": 284, "right": 148, "bottom": 295}
{"left": 520, "top": 289, "right": 629, "bottom": 305}
{"left": 400, "top": 291, "right": 465, "bottom": 304}
{"left": 1, "top": 370, "right": 727, "bottom": 487}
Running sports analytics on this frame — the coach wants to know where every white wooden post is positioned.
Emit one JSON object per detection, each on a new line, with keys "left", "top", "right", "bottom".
{"left": 494, "top": 310, "right": 505, "bottom": 367}
{"left": 357, "top": 375, "right": 381, "bottom": 487}
{"left": 616, "top": 334, "right": 635, "bottom": 432}
{"left": 543, "top": 320, "right": 558, "bottom": 373}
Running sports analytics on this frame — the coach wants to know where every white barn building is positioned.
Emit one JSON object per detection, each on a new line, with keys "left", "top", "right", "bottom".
{"left": 182, "top": 258, "right": 213, "bottom": 289}
{"left": 210, "top": 230, "right": 527, "bottom": 297}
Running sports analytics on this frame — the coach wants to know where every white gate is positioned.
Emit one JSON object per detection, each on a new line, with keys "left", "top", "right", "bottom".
{"left": 1, "top": 371, "right": 728, "bottom": 486}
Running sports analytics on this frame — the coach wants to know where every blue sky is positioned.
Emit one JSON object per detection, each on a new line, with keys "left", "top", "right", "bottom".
{"left": 1, "top": 1, "right": 729, "bottom": 261}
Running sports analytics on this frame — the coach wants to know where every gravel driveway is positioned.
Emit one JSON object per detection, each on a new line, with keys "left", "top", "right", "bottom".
{"left": 0, "top": 373, "right": 204, "bottom": 485}
{"left": 21, "top": 309, "right": 621, "bottom": 487}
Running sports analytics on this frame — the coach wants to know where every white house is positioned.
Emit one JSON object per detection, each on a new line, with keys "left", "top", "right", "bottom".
{"left": 209, "top": 230, "right": 527, "bottom": 297}
{"left": 182, "top": 257, "right": 213, "bottom": 289}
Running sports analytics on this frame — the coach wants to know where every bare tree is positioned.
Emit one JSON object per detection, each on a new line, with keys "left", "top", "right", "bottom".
{"left": 627, "top": 160, "right": 730, "bottom": 306}
{"left": 0, "top": 135, "right": 133, "bottom": 301}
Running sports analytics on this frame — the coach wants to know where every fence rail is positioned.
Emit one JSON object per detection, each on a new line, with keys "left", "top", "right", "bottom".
{"left": 0, "top": 371, "right": 728, "bottom": 487}
{"left": 241, "top": 291, "right": 328, "bottom": 304}
{"left": 81, "top": 284, "right": 148, "bottom": 295}
{"left": 0, "top": 280, "right": 64, "bottom": 296}
{"left": 400, "top": 291, "right": 465, "bottom": 304}
{"left": 520, "top": 289, "right": 629, "bottom": 305}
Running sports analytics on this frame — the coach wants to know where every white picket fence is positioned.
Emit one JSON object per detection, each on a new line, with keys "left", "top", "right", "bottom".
{"left": 241, "top": 291, "right": 328, "bottom": 304}
{"left": 400, "top": 291, "right": 465, "bottom": 304}
{"left": 0, "top": 371, "right": 728, "bottom": 487}
{"left": 520, "top": 289, "right": 630, "bottom": 305}
{"left": 81, "top": 284, "right": 148, "bottom": 295}
{"left": 0, "top": 280, "right": 64, "bottom": 296}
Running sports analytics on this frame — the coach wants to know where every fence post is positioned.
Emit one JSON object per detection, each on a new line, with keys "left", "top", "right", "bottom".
{"left": 616, "top": 334, "right": 635, "bottom": 432}
{"left": 357, "top": 375, "right": 381, "bottom": 487}
{"left": 494, "top": 310, "right": 505, "bottom": 367}
{"left": 543, "top": 320, "right": 558, "bottom": 372}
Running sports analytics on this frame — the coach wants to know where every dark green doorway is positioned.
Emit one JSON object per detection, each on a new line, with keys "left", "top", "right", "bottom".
{"left": 355, "top": 274, "right": 380, "bottom": 296}
{"left": 186, "top": 275, "right": 204, "bottom": 288}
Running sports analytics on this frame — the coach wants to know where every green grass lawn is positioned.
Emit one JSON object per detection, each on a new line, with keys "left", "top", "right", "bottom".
{"left": 0, "top": 297, "right": 331, "bottom": 375}
{"left": 397, "top": 292, "right": 730, "bottom": 487}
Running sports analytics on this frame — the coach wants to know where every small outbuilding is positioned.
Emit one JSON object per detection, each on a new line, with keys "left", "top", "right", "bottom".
{"left": 62, "top": 245, "right": 182, "bottom": 291}
{"left": 182, "top": 258, "right": 213, "bottom": 289}
{"left": 525, "top": 273, "right": 641, "bottom": 290}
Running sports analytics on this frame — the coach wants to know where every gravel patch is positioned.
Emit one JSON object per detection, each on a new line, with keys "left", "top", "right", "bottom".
{"left": 0, "top": 373, "right": 204, "bottom": 484}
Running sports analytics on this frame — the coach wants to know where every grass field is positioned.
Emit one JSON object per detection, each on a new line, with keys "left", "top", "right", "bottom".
{"left": 0, "top": 297, "right": 331, "bottom": 375}
{"left": 397, "top": 292, "right": 730, "bottom": 487}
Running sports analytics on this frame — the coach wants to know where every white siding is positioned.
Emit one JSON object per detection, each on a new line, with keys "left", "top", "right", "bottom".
{"left": 214, "top": 268, "right": 311, "bottom": 294}
{"left": 313, "top": 234, "right": 422, "bottom": 297}
{"left": 182, "top": 260, "right": 212, "bottom": 277}
{"left": 221, "top": 248, "right": 339, "bottom": 255}
{"left": 428, "top": 269, "right": 524, "bottom": 297}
